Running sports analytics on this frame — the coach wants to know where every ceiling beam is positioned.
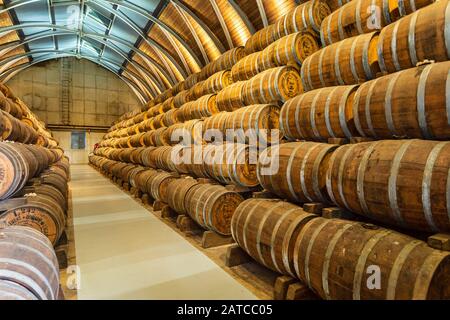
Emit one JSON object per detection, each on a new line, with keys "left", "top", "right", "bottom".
{"left": 0, "top": 24, "right": 175, "bottom": 88}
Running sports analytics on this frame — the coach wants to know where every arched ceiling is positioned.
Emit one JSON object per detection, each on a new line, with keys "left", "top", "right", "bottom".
{"left": 0, "top": 0, "right": 299, "bottom": 104}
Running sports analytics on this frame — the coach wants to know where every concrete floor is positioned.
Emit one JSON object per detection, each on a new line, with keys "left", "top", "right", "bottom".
{"left": 70, "top": 164, "right": 257, "bottom": 300}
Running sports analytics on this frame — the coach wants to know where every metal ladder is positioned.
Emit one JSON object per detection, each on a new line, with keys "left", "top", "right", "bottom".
{"left": 60, "top": 58, "right": 72, "bottom": 126}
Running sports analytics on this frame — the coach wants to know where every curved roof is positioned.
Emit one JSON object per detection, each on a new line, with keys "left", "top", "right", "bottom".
{"left": 0, "top": 0, "right": 298, "bottom": 103}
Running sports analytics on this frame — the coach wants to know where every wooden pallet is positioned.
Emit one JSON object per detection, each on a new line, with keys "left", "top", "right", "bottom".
{"left": 224, "top": 244, "right": 318, "bottom": 300}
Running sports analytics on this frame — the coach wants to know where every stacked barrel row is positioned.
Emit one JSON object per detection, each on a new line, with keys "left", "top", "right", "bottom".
{"left": 91, "top": 0, "right": 450, "bottom": 301}
{"left": 93, "top": 143, "right": 260, "bottom": 188}
{"left": 0, "top": 83, "right": 59, "bottom": 147}
{"left": 0, "top": 84, "right": 67, "bottom": 300}
{"left": 0, "top": 142, "right": 70, "bottom": 245}
{"left": 231, "top": 198, "right": 450, "bottom": 300}
{"left": 89, "top": 155, "right": 244, "bottom": 236}
{"left": 257, "top": 139, "right": 450, "bottom": 234}
{"left": 301, "top": 0, "right": 445, "bottom": 91}
{"left": 0, "top": 226, "right": 61, "bottom": 300}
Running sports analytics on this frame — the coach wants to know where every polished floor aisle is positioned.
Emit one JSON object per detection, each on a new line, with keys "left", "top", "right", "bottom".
{"left": 70, "top": 165, "right": 256, "bottom": 300}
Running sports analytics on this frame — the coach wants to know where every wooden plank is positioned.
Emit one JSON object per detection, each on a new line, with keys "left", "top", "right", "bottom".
{"left": 153, "top": 200, "right": 166, "bottom": 211}
{"left": 428, "top": 234, "right": 450, "bottom": 251}
{"left": 201, "top": 230, "right": 234, "bottom": 248}
{"left": 225, "top": 244, "right": 252, "bottom": 267}
{"left": 303, "top": 203, "right": 324, "bottom": 214}
{"left": 286, "top": 282, "right": 318, "bottom": 300}
{"left": 273, "top": 276, "right": 297, "bottom": 300}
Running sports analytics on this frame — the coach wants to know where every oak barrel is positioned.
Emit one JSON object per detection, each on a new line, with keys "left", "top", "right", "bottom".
{"left": 258, "top": 142, "right": 338, "bottom": 204}
{"left": 231, "top": 199, "right": 317, "bottom": 276}
{"left": 185, "top": 183, "right": 244, "bottom": 235}
{"left": 293, "top": 217, "right": 450, "bottom": 299}
{"left": 302, "top": 32, "right": 380, "bottom": 91}
{"left": 167, "top": 177, "right": 199, "bottom": 215}
{"left": 243, "top": 66, "right": 303, "bottom": 105}
{"left": 353, "top": 61, "right": 450, "bottom": 139}
{"left": 326, "top": 140, "right": 450, "bottom": 232}
{"left": 280, "top": 85, "right": 359, "bottom": 141}
{"left": 377, "top": 1, "right": 450, "bottom": 73}
{"left": 0, "top": 226, "right": 60, "bottom": 300}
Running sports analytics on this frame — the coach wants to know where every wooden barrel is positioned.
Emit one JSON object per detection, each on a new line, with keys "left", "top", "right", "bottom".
{"left": 276, "top": 0, "right": 332, "bottom": 36}
{"left": 128, "top": 133, "right": 145, "bottom": 148}
{"left": 0, "top": 194, "right": 66, "bottom": 245}
{"left": 178, "top": 94, "right": 219, "bottom": 122}
{"left": 213, "top": 47, "right": 247, "bottom": 73}
{"left": 162, "top": 109, "right": 181, "bottom": 127}
{"left": 154, "top": 127, "right": 171, "bottom": 147}
{"left": 353, "top": 61, "right": 450, "bottom": 140}
{"left": 258, "top": 142, "right": 338, "bottom": 204}
{"left": 216, "top": 81, "right": 247, "bottom": 112}
{"left": 140, "top": 131, "right": 155, "bottom": 147}
{"left": 0, "top": 226, "right": 60, "bottom": 300}
{"left": 166, "top": 120, "right": 204, "bottom": 146}
{"left": 293, "top": 217, "right": 450, "bottom": 299}
{"left": 20, "top": 184, "right": 67, "bottom": 212}
{"left": 140, "top": 147, "right": 157, "bottom": 168}
{"left": 0, "top": 280, "right": 38, "bottom": 300}
{"left": 134, "top": 169, "right": 159, "bottom": 194}
{"left": 129, "top": 166, "right": 147, "bottom": 189}
{"left": 231, "top": 199, "right": 317, "bottom": 276}
{"left": 173, "top": 90, "right": 192, "bottom": 108}
{"left": 326, "top": 140, "right": 450, "bottom": 233}
{"left": 159, "top": 97, "right": 175, "bottom": 113}
{"left": 280, "top": 85, "right": 359, "bottom": 141}
{"left": 320, "top": 0, "right": 391, "bottom": 46}
{"left": 0, "top": 143, "right": 51, "bottom": 200}
{"left": 148, "top": 172, "right": 177, "bottom": 203}
{"left": 302, "top": 32, "right": 380, "bottom": 91}
{"left": 259, "top": 31, "right": 320, "bottom": 71}
{"left": 150, "top": 114, "right": 165, "bottom": 130}
{"left": 185, "top": 183, "right": 244, "bottom": 235}
{"left": 130, "top": 148, "right": 145, "bottom": 164}
{"left": 203, "top": 143, "right": 259, "bottom": 187}
{"left": 167, "top": 177, "right": 199, "bottom": 214}
{"left": 225, "top": 104, "right": 282, "bottom": 145}
{"left": 201, "top": 70, "right": 233, "bottom": 97}
{"left": 177, "top": 145, "right": 212, "bottom": 178}
{"left": 168, "top": 145, "right": 192, "bottom": 175}
{"left": 245, "top": 24, "right": 279, "bottom": 55}
{"left": 243, "top": 66, "right": 302, "bottom": 105}
{"left": 185, "top": 73, "right": 201, "bottom": 90}
{"left": 230, "top": 52, "right": 262, "bottom": 82}
{"left": 377, "top": 1, "right": 450, "bottom": 74}
{"left": 153, "top": 146, "right": 177, "bottom": 172}
{"left": 189, "top": 81, "right": 206, "bottom": 101}
{"left": 202, "top": 47, "right": 247, "bottom": 80}
{"left": 39, "top": 171, "right": 69, "bottom": 198}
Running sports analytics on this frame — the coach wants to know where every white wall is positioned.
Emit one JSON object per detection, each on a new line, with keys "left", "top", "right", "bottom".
{"left": 7, "top": 58, "right": 143, "bottom": 127}
{"left": 53, "top": 131, "right": 105, "bottom": 164}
